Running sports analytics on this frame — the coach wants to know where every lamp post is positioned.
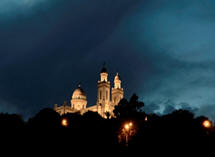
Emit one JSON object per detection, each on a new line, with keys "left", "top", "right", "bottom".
{"left": 202, "top": 120, "right": 212, "bottom": 129}
{"left": 61, "top": 118, "right": 69, "bottom": 127}
{"left": 124, "top": 122, "right": 133, "bottom": 146}
{"left": 118, "top": 121, "right": 136, "bottom": 146}
{"left": 202, "top": 119, "right": 213, "bottom": 136}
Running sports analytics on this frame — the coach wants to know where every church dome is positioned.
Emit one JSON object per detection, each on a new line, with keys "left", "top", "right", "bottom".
{"left": 72, "top": 85, "right": 87, "bottom": 100}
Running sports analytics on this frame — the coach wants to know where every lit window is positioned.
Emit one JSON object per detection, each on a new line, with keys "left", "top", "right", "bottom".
{"left": 106, "top": 90, "right": 108, "bottom": 100}
{"left": 114, "top": 97, "right": 116, "bottom": 103}
{"left": 100, "top": 90, "right": 102, "bottom": 100}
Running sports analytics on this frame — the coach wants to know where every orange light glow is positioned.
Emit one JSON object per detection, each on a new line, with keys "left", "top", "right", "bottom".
{"left": 124, "top": 124, "right": 130, "bottom": 130}
{"left": 203, "top": 120, "right": 212, "bottom": 128}
{"left": 145, "top": 116, "right": 148, "bottom": 121}
{"left": 129, "top": 122, "right": 133, "bottom": 127}
{"left": 124, "top": 122, "right": 133, "bottom": 130}
{"left": 61, "top": 118, "right": 69, "bottom": 127}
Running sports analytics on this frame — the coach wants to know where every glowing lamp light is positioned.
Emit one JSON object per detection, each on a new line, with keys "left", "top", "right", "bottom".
{"left": 145, "top": 116, "right": 148, "bottom": 121}
{"left": 203, "top": 120, "right": 212, "bottom": 129}
{"left": 124, "top": 124, "right": 130, "bottom": 130}
{"left": 61, "top": 118, "right": 69, "bottom": 127}
{"left": 124, "top": 122, "right": 133, "bottom": 131}
{"left": 129, "top": 122, "right": 133, "bottom": 127}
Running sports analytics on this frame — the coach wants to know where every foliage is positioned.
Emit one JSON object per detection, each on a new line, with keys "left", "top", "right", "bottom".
{"left": 0, "top": 96, "right": 214, "bottom": 154}
{"left": 114, "top": 94, "right": 144, "bottom": 118}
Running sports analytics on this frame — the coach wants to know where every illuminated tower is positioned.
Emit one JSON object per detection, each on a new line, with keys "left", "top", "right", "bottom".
{"left": 112, "top": 73, "right": 124, "bottom": 106}
{"left": 97, "top": 65, "right": 111, "bottom": 116}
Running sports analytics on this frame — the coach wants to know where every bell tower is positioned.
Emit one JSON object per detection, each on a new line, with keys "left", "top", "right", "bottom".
{"left": 112, "top": 73, "right": 124, "bottom": 106}
{"left": 97, "top": 65, "right": 111, "bottom": 116}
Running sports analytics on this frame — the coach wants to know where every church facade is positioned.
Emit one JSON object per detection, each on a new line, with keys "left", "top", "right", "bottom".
{"left": 54, "top": 66, "right": 124, "bottom": 118}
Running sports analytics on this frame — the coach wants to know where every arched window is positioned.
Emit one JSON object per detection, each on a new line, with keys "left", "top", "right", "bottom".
{"left": 106, "top": 90, "right": 108, "bottom": 100}
{"left": 114, "top": 97, "right": 117, "bottom": 103}
{"left": 100, "top": 90, "right": 102, "bottom": 100}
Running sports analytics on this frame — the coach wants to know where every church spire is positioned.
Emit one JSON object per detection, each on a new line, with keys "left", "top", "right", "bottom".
{"left": 78, "top": 82, "right": 81, "bottom": 88}
{"left": 112, "top": 72, "right": 124, "bottom": 106}
{"left": 114, "top": 72, "right": 121, "bottom": 89}
{"left": 101, "top": 62, "right": 107, "bottom": 73}
{"left": 100, "top": 63, "right": 108, "bottom": 82}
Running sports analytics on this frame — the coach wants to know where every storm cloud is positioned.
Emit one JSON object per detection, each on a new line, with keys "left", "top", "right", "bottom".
{"left": 0, "top": 0, "right": 215, "bottom": 119}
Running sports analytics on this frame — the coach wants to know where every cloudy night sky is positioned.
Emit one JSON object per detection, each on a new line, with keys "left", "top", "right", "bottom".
{"left": 0, "top": 0, "right": 215, "bottom": 119}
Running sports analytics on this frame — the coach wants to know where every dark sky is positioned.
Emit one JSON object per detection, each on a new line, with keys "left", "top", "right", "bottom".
{"left": 0, "top": 0, "right": 215, "bottom": 120}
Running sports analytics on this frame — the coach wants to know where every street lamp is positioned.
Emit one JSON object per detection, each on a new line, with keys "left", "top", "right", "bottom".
{"left": 203, "top": 120, "right": 212, "bottom": 129}
{"left": 202, "top": 119, "right": 213, "bottom": 136}
{"left": 61, "top": 118, "right": 69, "bottom": 127}
{"left": 124, "top": 122, "right": 133, "bottom": 146}
{"left": 118, "top": 121, "right": 137, "bottom": 146}
{"left": 124, "top": 124, "right": 130, "bottom": 130}
{"left": 145, "top": 116, "right": 148, "bottom": 122}
{"left": 129, "top": 122, "right": 133, "bottom": 127}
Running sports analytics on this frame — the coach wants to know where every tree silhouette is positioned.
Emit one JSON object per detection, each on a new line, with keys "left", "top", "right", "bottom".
{"left": 0, "top": 113, "right": 24, "bottom": 130}
{"left": 27, "top": 108, "right": 61, "bottom": 129}
{"left": 0, "top": 94, "right": 214, "bottom": 154}
{"left": 114, "top": 94, "right": 144, "bottom": 118}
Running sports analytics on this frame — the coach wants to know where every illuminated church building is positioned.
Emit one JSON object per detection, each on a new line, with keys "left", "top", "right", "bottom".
{"left": 54, "top": 66, "right": 124, "bottom": 118}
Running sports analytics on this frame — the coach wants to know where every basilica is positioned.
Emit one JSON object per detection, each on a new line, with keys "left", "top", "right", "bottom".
{"left": 54, "top": 66, "right": 124, "bottom": 118}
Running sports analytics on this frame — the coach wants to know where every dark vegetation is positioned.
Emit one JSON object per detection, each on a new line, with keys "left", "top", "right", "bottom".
{"left": 0, "top": 94, "right": 214, "bottom": 154}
